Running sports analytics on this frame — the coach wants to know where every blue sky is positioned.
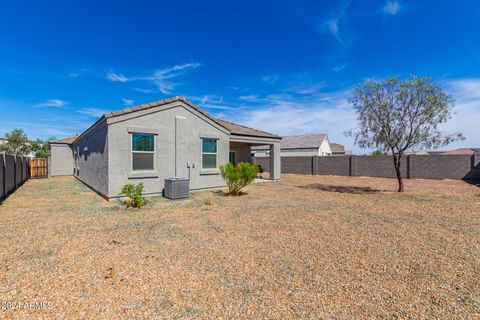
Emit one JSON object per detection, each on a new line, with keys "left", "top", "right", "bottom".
{"left": 1, "top": 0, "right": 479, "bottom": 153}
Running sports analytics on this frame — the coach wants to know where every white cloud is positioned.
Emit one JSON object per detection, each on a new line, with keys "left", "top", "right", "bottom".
{"left": 132, "top": 88, "right": 154, "bottom": 94}
{"left": 35, "top": 99, "right": 67, "bottom": 108}
{"left": 382, "top": 1, "right": 401, "bottom": 15}
{"left": 333, "top": 64, "right": 347, "bottom": 72}
{"left": 106, "top": 71, "right": 129, "bottom": 83}
{"left": 239, "top": 95, "right": 259, "bottom": 102}
{"left": 121, "top": 98, "right": 135, "bottom": 106}
{"left": 142, "top": 63, "right": 201, "bottom": 94}
{"left": 107, "top": 63, "right": 200, "bottom": 94}
{"left": 78, "top": 107, "right": 110, "bottom": 118}
{"left": 261, "top": 75, "right": 279, "bottom": 84}
{"left": 325, "top": 18, "right": 343, "bottom": 44}
{"left": 440, "top": 78, "right": 480, "bottom": 149}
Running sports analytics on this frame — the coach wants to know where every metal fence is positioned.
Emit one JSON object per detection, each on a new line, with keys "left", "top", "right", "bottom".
{"left": 0, "top": 153, "right": 31, "bottom": 202}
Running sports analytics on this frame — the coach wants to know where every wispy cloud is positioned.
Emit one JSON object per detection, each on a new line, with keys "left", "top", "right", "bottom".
{"left": 106, "top": 63, "right": 200, "bottom": 94}
{"left": 333, "top": 63, "right": 347, "bottom": 72}
{"left": 441, "top": 78, "right": 480, "bottom": 149}
{"left": 261, "top": 74, "right": 279, "bottom": 84}
{"left": 132, "top": 88, "right": 154, "bottom": 94}
{"left": 121, "top": 98, "right": 135, "bottom": 106}
{"left": 106, "top": 71, "right": 129, "bottom": 82}
{"left": 35, "top": 99, "right": 67, "bottom": 108}
{"left": 69, "top": 68, "right": 90, "bottom": 78}
{"left": 321, "top": 2, "right": 350, "bottom": 45}
{"left": 78, "top": 107, "right": 110, "bottom": 118}
{"left": 142, "top": 63, "right": 201, "bottom": 94}
{"left": 325, "top": 18, "right": 343, "bottom": 44}
{"left": 382, "top": 1, "right": 401, "bottom": 15}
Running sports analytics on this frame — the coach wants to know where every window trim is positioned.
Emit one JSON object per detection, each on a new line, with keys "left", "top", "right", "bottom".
{"left": 201, "top": 138, "right": 218, "bottom": 170}
{"left": 131, "top": 133, "right": 156, "bottom": 172}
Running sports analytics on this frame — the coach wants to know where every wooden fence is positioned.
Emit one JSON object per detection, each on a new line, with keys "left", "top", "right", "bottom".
{"left": 30, "top": 158, "right": 48, "bottom": 178}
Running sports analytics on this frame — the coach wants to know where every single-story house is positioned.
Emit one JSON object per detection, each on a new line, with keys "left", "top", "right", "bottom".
{"left": 252, "top": 133, "right": 332, "bottom": 157}
{"left": 49, "top": 97, "right": 281, "bottom": 199}
{"left": 330, "top": 143, "right": 351, "bottom": 156}
{"left": 440, "top": 148, "right": 480, "bottom": 155}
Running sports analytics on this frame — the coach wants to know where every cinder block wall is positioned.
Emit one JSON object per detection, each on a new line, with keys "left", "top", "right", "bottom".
{"left": 352, "top": 156, "right": 408, "bottom": 178}
{"left": 282, "top": 157, "right": 313, "bottom": 174}
{"left": 317, "top": 156, "right": 351, "bottom": 176}
{"left": 254, "top": 153, "right": 480, "bottom": 181}
{"left": 409, "top": 155, "right": 473, "bottom": 180}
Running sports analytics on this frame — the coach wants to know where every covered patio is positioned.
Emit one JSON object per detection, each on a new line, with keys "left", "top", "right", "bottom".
{"left": 216, "top": 119, "right": 281, "bottom": 181}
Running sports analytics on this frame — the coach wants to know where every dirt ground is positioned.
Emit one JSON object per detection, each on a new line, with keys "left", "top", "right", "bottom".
{"left": 0, "top": 175, "right": 479, "bottom": 319}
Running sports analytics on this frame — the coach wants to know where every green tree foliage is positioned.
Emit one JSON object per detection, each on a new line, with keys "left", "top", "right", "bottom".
{"left": 30, "top": 137, "right": 56, "bottom": 158}
{"left": 347, "top": 76, "right": 464, "bottom": 192}
{"left": 0, "top": 128, "right": 31, "bottom": 155}
{"left": 371, "top": 150, "right": 384, "bottom": 156}
{"left": 220, "top": 162, "right": 259, "bottom": 196}
{"left": 119, "top": 183, "right": 147, "bottom": 208}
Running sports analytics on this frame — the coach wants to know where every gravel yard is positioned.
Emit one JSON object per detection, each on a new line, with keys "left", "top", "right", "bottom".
{"left": 0, "top": 175, "right": 479, "bottom": 319}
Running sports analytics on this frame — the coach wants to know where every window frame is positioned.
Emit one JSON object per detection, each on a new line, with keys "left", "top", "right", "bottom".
{"left": 201, "top": 138, "right": 218, "bottom": 170}
{"left": 131, "top": 133, "right": 156, "bottom": 172}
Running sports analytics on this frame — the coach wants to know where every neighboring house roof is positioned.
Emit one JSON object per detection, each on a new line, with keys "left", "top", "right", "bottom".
{"left": 280, "top": 134, "right": 327, "bottom": 149}
{"left": 442, "top": 148, "right": 479, "bottom": 155}
{"left": 330, "top": 143, "right": 345, "bottom": 153}
{"left": 60, "top": 96, "right": 279, "bottom": 144}
{"left": 49, "top": 135, "right": 79, "bottom": 144}
{"left": 252, "top": 133, "right": 328, "bottom": 151}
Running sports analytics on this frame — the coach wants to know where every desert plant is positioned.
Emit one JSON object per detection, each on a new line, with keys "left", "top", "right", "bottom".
{"left": 346, "top": 76, "right": 464, "bottom": 192}
{"left": 119, "top": 183, "right": 147, "bottom": 208}
{"left": 220, "top": 162, "right": 259, "bottom": 196}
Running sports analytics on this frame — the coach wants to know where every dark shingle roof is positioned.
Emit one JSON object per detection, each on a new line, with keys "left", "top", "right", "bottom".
{"left": 76, "top": 96, "right": 280, "bottom": 141}
{"left": 49, "top": 135, "right": 79, "bottom": 145}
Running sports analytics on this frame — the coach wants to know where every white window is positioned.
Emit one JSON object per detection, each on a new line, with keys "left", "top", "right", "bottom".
{"left": 131, "top": 133, "right": 155, "bottom": 171}
{"left": 202, "top": 138, "right": 217, "bottom": 169}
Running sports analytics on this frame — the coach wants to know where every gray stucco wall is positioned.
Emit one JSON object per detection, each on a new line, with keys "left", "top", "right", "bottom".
{"left": 73, "top": 121, "right": 109, "bottom": 198}
{"left": 50, "top": 144, "right": 74, "bottom": 176}
{"left": 107, "top": 102, "right": 229, "bottom": 198}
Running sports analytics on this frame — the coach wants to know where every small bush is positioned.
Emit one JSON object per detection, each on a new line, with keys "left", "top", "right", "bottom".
{"left": 220, "top": 162, "right": 259, "bottom": 196}
{"left": 119, "top": 183, "right": 147, "bottom": 208}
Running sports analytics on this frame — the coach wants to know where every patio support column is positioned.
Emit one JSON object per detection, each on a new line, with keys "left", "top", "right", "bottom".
{"left": 269, "top": 142, "right": 281, "bottom": 180}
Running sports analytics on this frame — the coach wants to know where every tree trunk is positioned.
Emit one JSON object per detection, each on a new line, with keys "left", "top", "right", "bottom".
{"left": 393, "top": 154, "right": 404, "bottom": 192}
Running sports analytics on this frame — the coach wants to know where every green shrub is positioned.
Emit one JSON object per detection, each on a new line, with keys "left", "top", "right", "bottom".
{"left": 220, "top": 162, "right": 259, "bottom": 196}
{"left": 119, "top": 183, "right": 147, "bottom": 208}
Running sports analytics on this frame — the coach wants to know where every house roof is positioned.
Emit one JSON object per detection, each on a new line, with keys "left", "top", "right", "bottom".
{"left": 280, "top": 134, "right": 327, "bottom": 149}
{"left": 65, "top": 96, "right": 279, "bottom": 144}
{"left": 330, "top": 143, "right": 345, "bottom": 153}
{"left": 442, "top": 148, "right": 479, "bottom": 155}
{"left": 215, "top": 119, "right": 281, "bottom": 139}
{"left": 49, "top": 135, "right": 79, "bottom": 144}
{"left": 252, "top": 133, "right": 328, "bottom": 151}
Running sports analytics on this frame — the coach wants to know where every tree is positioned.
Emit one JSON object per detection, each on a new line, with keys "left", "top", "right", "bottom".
{"left": 220, "top": 162, "right": 259, "bottom": 196}
{"left": 30, "top": 137, "right": 56, "bottom": 158}
{"left": 371, "top": 150, "right": 384, "bottom": 156}
{"left": 0, "top": 128, "right": 31, "bottom": 155}
{"left": 347, "top": 76, "right": 464, "bottom": 192}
